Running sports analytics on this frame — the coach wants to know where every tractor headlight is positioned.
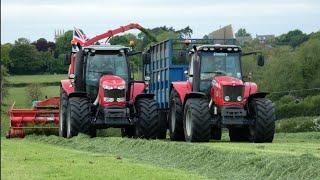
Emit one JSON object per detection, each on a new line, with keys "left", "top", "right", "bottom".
{"left": 237, "top": 96, "right": 242, "bottom": 102}
{"left": 116, "top": 97, "right": 126, "bottom": 102}
{"left": 117, "top": 85, "right": 125, "bottom": 90}
{"left": 224, "top": 96, "right": 230, "bottom": 102}
{"left": 104, "top": 97, "right": 114, "bottom": 102}
{"left": 103, "top": 85, "right": 113, "bottom": 90}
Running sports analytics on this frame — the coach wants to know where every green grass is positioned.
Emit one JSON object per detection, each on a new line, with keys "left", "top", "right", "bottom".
{"left": 7, "top": 74, "right": 65, "bottom": 85}
{"left": 23, "top": 132, "right": 320, "bottom": 180}
{"left": 1, "top": 138, "right": 205, "bottom": 180}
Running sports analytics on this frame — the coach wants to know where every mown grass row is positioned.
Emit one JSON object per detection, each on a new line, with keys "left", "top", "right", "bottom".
{"left": 28, "top": 133, "right": 320, "bottom": 180}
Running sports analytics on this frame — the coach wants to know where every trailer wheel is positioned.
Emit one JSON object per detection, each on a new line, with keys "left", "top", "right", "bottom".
{"left": 66, "top": 97, "right": 94, "bottom": 138}
{"left": 135, "top": 98, "right": 159, "bottom": 139}
{"left": 59, "top": 88, "right": 68, "bottom": 138}
{"left": 249, "top": 98, "right": 276, "bottom": 143}
{"left": 183, "top": 98, "right": 211, "bottom": 142}
{"left": 169, "top": 90, "right": 185, "bottom": 141}
{"left": 229, "top": 127, "right": 250, "bottom": 142}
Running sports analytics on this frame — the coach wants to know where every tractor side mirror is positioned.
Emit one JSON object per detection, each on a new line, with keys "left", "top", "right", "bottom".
{"left": 142, "top": 52, "right": 151, "bottom": 65}
{"left": 257, "top": 55, "right": 265, "bottom": 66}
{"left": 64, "top": 53, "right": 71, "bottom": 65}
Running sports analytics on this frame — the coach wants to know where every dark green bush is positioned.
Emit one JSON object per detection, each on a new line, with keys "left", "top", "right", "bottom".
{"left": 275, "top": 95, "right": 320, "bottom": 119}
{"left": 276, "top": 116, "right": 320, "bottom": 133}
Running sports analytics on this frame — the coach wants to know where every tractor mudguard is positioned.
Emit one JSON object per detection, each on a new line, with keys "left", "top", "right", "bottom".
{"left": 247, "top": 92, "right": 269, "bottom": 103}
{"left": 60, "top": 79, "right": 74, "bottom": 95}
{"left": 129, "top": 81, "right": 147, "bottom": 102}
{"left": 183, "top": 92, "right": 207, "bottom": 106}
{"left": 171, "top": 82, "right": 192, "bottom": 104}
{"left": 68, "top": 92, "right": 88, "bottom": 98}
{"left": 135, "top": 93, "right": 155, "bottom": 101}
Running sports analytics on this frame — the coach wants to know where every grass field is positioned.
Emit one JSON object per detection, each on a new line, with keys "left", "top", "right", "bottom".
{"left": 7, "top": 74, "right": 65, "bottom": 85}
{"left": 1, "top": 74, "right": 320, "bottom": 179}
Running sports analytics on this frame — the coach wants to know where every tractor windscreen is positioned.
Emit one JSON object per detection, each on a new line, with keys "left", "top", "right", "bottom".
{"left": 200, "top": 52, "right": 242, "bottom": 80}
{"left": 85, "top": 50, "right": 128, "bottom": 98}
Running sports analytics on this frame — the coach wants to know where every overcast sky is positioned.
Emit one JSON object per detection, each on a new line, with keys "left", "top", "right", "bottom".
{"left": 1, "top": 0, "right": 320, "bottom": 43}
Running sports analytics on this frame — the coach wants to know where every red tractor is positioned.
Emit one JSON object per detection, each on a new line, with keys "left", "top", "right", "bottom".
{"left": 59, "top": 23, "right": 165, "bottom": 139}
{"left": 169, "top": 44, "right": 276, "bottom": 142}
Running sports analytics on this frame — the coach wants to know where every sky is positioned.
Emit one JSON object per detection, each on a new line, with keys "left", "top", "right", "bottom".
{"left": 1, "top": 0, "right": 320, "bottom": 43}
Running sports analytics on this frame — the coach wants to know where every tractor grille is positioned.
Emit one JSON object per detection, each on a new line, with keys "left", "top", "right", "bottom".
{"left": 105, "top": 89, "right": 125, "bottom": 101}
{"left": 223, "top": 86, "right": 243, "bottom": 102}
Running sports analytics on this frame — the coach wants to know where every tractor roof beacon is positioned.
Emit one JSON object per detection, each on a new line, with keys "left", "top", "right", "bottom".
{"left": 143, "top": 38, "right": 275, "bottom": 143}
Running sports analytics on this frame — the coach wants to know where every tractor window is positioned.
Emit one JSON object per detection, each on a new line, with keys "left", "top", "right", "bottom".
{"left": 85, "top": 51, "right": 128, "bottom": 88}
{"left": 200, "top": 52, "right": 241, "bottom": 80}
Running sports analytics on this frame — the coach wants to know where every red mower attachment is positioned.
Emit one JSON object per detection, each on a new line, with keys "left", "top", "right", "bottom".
{"left": 6, "top": 97, "right": 60, "bottom": 138}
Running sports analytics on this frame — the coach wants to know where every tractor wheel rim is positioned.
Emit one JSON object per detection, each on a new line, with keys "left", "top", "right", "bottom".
{"left": 59, "top": 107, "right": 64, "bottom": 135}
{"left": 66, "top": 110, "right": 71, "bottom": 137}
{"left": 171, "top": 103, "right": 176, "bottom": 132}
{"left": 186, "top": 109, "right": 192, "bottom": 137}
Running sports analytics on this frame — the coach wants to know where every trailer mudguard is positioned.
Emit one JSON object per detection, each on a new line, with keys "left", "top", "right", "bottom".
{"left": 171, "top": 81, "right": 192, "bottom": 104}
{"left": 60, "top": 79, "right": 74, "bottom": 95}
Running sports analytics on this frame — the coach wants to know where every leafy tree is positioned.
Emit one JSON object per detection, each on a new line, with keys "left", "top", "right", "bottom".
{"left": 32, "top": 38, "right": 55, "bottom": 52}
{"left": 9, "top": 38, "right": 42, "bottom": 74}
{"left": 298, "top": 38, "right": 320, "bottom": 88}
{"left": 1, "top": 43, "right": 13, "bottom": 66}
{"left": 235, "top": 28, "right": 251, "bottom": 37}
{"left": 55, "top": 30, "right": 73, "bottom": 55}
{"left": 276, "top": 29, "right": 309, "bottom": 48}
{"left": 0, "top": 65, "right": 9, "bottom": 105}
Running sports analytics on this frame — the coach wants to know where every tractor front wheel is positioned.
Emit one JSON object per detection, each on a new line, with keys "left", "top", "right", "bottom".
{"left": 66, "top": 97, "right": 95, "bottom": 138}
{"left": 249, "top": 98, "right": 276, "bottom": 143}
{"left": 183, "top": 98, "right": 211, "bottom": 142}
{"left": 134, "top": 98, "right": 159, "bottom": 139}
{"left": 59, "top": 88, "right": 68, "bottom": 138}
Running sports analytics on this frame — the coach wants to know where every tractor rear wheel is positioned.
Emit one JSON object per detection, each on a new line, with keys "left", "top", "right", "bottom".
{"left": 59, "top": 88, "right": 68, "bottom": 138}
{"left": 169, "top": 90, "right": 185, "bottom": 141}
{"left": 134, "top": 98, "right": 159, "bottom": 139}
{"left": 66, "top": 97, "right": 95, "bottom": 138}
{"left": 229, "top": 127, "right": 250, "bottom": 142}
{"left": 183, "top": 98, "right": 211, "bottom": 142}
{"left": 249, "top": 98, "right": 275, "bottom": 143}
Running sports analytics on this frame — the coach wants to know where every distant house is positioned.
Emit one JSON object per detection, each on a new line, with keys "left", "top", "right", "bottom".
{"left": 256, "top": 34, "right": 275, "bottom": 44}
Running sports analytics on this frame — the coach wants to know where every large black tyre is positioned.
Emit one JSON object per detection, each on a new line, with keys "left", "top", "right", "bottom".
{"left": 229, "top": 127, "right": 250, "bottom": 142}
{"left": 249, "top": 98, "right": 276, "bottom": 143}
{"left": 135, "top": 98, "right": 159, "bottom": 139}
{"left": 66, "top": 97, "right": 95, "bottom": 138}
{"left": 59, "top": 87, "right": 68, "bottom": 138}
{"left": 168, "top": 90, "right": 185, "bottom": 141}
{"left": 157, "top": 111, "right": 167, "bottom": 139}
{"left": 183, "top": 98, "right": 211, "bottom": 142}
